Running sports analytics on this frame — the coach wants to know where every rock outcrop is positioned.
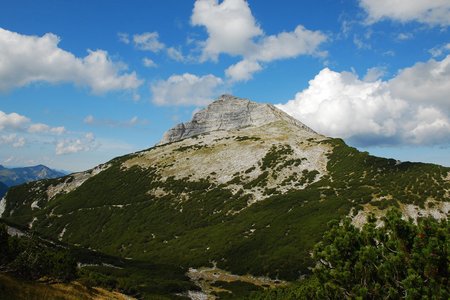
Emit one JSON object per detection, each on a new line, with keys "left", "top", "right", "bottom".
{"left": 158, "top": 94, "right": 315, "bottom": 145}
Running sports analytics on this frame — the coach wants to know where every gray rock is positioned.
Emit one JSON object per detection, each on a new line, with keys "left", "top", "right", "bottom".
{"left": 158, "top": 94, "right": 314, "bottom": 145}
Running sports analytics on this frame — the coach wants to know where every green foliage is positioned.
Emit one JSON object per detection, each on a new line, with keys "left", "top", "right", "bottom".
{"left": 260, "top": 145, "right": 294, "bottom": 170}
{"left": 0, "top": 225, "right": 77, "bottom": 282}
{"left": 324, "top": 139, "right": 450, "bottom": 207}
{"left": 234, "top": 136, "right": 262, "bottom": 142}
{"left": 174, "top": 144, "right": 208, "bottom": 152}
{"left": 211, "top": 280, "right": 263, "bottom": 299}
{"left": 78, "top": 261, "right": 195, "bottom": 299}
{"left": 249, "top": 210, "right": 449, "bottom": 299}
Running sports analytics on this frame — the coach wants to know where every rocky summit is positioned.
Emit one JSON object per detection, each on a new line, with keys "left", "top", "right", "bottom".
{"left": 159, "top": 94, "right": 315, "bottom": 145}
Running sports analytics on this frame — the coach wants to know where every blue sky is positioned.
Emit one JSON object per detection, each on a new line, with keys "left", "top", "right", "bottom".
{"left": 0, "top": 0, "right": 449, "bottom": 171}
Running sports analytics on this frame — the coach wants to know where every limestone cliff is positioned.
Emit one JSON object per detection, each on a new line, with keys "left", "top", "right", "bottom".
{"left": 158, "top": 94, "right": 315, "bottom": 145}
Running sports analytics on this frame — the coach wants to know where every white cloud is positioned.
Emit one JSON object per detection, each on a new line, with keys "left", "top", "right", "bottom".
{"left": 191, "top": 0, "right": 262, "bottom": 61}
{"left": 1, "top": 110, "right": 65, "bottom": 137}
{"left": 124, "top": 31, "right": 186, "bottom": 62}
{"left": 363, "top": 66, "right": 387, "bottom": 82}
{"left": 142, "top": 57, "right": 157, "bottom": 68}
{"left": 429, "top": 43, "right": 450, "bottom": 58}
{"left": 277, "top": 55, "right": 450, "bottom": 146}
{"left": 151, "top": 73, "right": 224, "bottom": 106}
{"left": 117, "top": 32, "right": 130, "bottom": 44}
{"left": 50, "top": 127, "right": 66, "bottom": 135}
{"left": 224, "top": 25, "right": 327, "bottom": 82}
{"left": 278, "top": 69, "right": 407, "bottom": 142}
{"left": 396, "top": 32, "right": 413, "bottom": 41}
{"left": 28, "top": 123, "right": 49, "bottom": 133}
{"left": 0, "top": 111, "right": 30, "bottom": 130}
{"left": 191, "top": 0, "right": 327, "bottom": 82}
{"left": 249, "top": 25, "right": 327, "bottom": 62}
{"left": 28, "top": 123, "right": 66, "bottom": 135}
{"left": 389, "top": 55, "right": 450, "bottom": 111}
{"left": 133, "top": 32, "right": 165, "bottom": 52}
{"left": 359, "top": 0, "right": 450, "bottom": 26}
{"left": 83, "top": 115, "right": 145, "bottom": 128}
{"left": 56, "top": 132, "right": 97, "bottom": 155}
{"left": 225, "top": 60, "right": 262, "bottom": 82}
{"left": 167, "top": 47, "right": 185, "bottom": 62}
{"left": 404, "top": 106, "right": 450, "bottom": 144}
{"left": 0, "top": 110, "right": 97, "bottom": 156}
{"left": 0, "top": 28, "right": 142, "bottom": 93}
{"left": 0, "top": 134, "right": 25, "bottom": 148}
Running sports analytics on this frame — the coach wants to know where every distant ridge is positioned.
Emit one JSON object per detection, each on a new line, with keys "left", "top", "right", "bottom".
{"left": 0, "top": 181, "right": 7, "bottom": 198}
{"left": 0, "top": 164, "right": 65, "bottom": 187}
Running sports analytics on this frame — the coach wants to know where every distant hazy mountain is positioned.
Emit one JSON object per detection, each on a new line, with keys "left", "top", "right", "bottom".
{"left": 0, "top": 164, "right": 66, "bottom": 187}
{"left": 0, "top": 181, "right": 7, "bottom": 198}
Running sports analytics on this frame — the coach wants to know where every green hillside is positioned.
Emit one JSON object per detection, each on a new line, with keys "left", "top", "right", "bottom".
{"left": 1, "top": 98, "right": 449, "bottom": 298}
{"left": 2, "top": 138, "right": 448, "bottom": 284}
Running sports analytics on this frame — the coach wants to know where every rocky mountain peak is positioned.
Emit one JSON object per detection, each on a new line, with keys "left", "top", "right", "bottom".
{"left": 159, "top": 94, "right": 314, "bottom": 144}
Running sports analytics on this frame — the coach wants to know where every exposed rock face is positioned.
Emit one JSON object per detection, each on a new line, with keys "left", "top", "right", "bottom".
{"left": 159, "top": 94, "right": 315, "bottom": 145}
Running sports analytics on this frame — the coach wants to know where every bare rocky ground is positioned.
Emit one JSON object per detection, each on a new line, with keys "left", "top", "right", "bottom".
{"left": 184, "top": 264, "right": 286, "bottom": 300}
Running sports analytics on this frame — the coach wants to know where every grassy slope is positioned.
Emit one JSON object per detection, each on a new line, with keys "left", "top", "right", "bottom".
{"left": 0, "top": 273, "right": 132, "bottom": 300}
{"left": 2, "top": 138, "right": 449, "bottom": 288}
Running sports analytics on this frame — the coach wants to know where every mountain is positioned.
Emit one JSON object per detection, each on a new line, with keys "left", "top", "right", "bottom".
{"left": 0, "top": 181, "right": 7, "bottom": 199}
{"left": 1, "top": 95, "right": 449, "bottom": 297}
{"left": 0, "top": 164, "right": 66, "bottom": 187}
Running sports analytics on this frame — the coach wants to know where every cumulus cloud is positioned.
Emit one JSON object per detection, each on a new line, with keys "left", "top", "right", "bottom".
{"left": 133, "top": 32, "right": 165, "bottom": 52}
{"left": 0, "top": 134, "right": 25, "bottom": 148}
{"left": 0, "top": 28, "right": 142, "bottom": 93}
{"left": 191, "top": 0, "right": 327, "bottom": 82}
{"left": 250, "top": 25, "right": 327, "bottom": 62}
{"left": 1, "top": 110, "right": 66, "bottom": 136}
{"left": 389, "top": 55, "right": 450, "bottom": 112}
{"left": 28, "top": 123, "right": 65, "bottom": 135}
{"left": 359, "top": 0, "right": 450, "bottom": 26}
{"left": 277, "top": 55, "right": 450, "bottom": 146}
{"left": 225, "top": 60, "right": 262, "bottom": 82}
{"left": 0, "top": 110, "right": 95, "bottom": 156}
{"left": 151, "top": 73, "right": 224, "bottom": 106}
{"left": 278, "top": 69, "right": 407, "bottom": 142}
{"left": 191, "top": 0, "right": 262, "bottom": 61}
{"left": 56, "top": 132, "right": 97, "bottom": 155}
{"left": 0, "top": 111, "right": 30, "bottom": 130}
